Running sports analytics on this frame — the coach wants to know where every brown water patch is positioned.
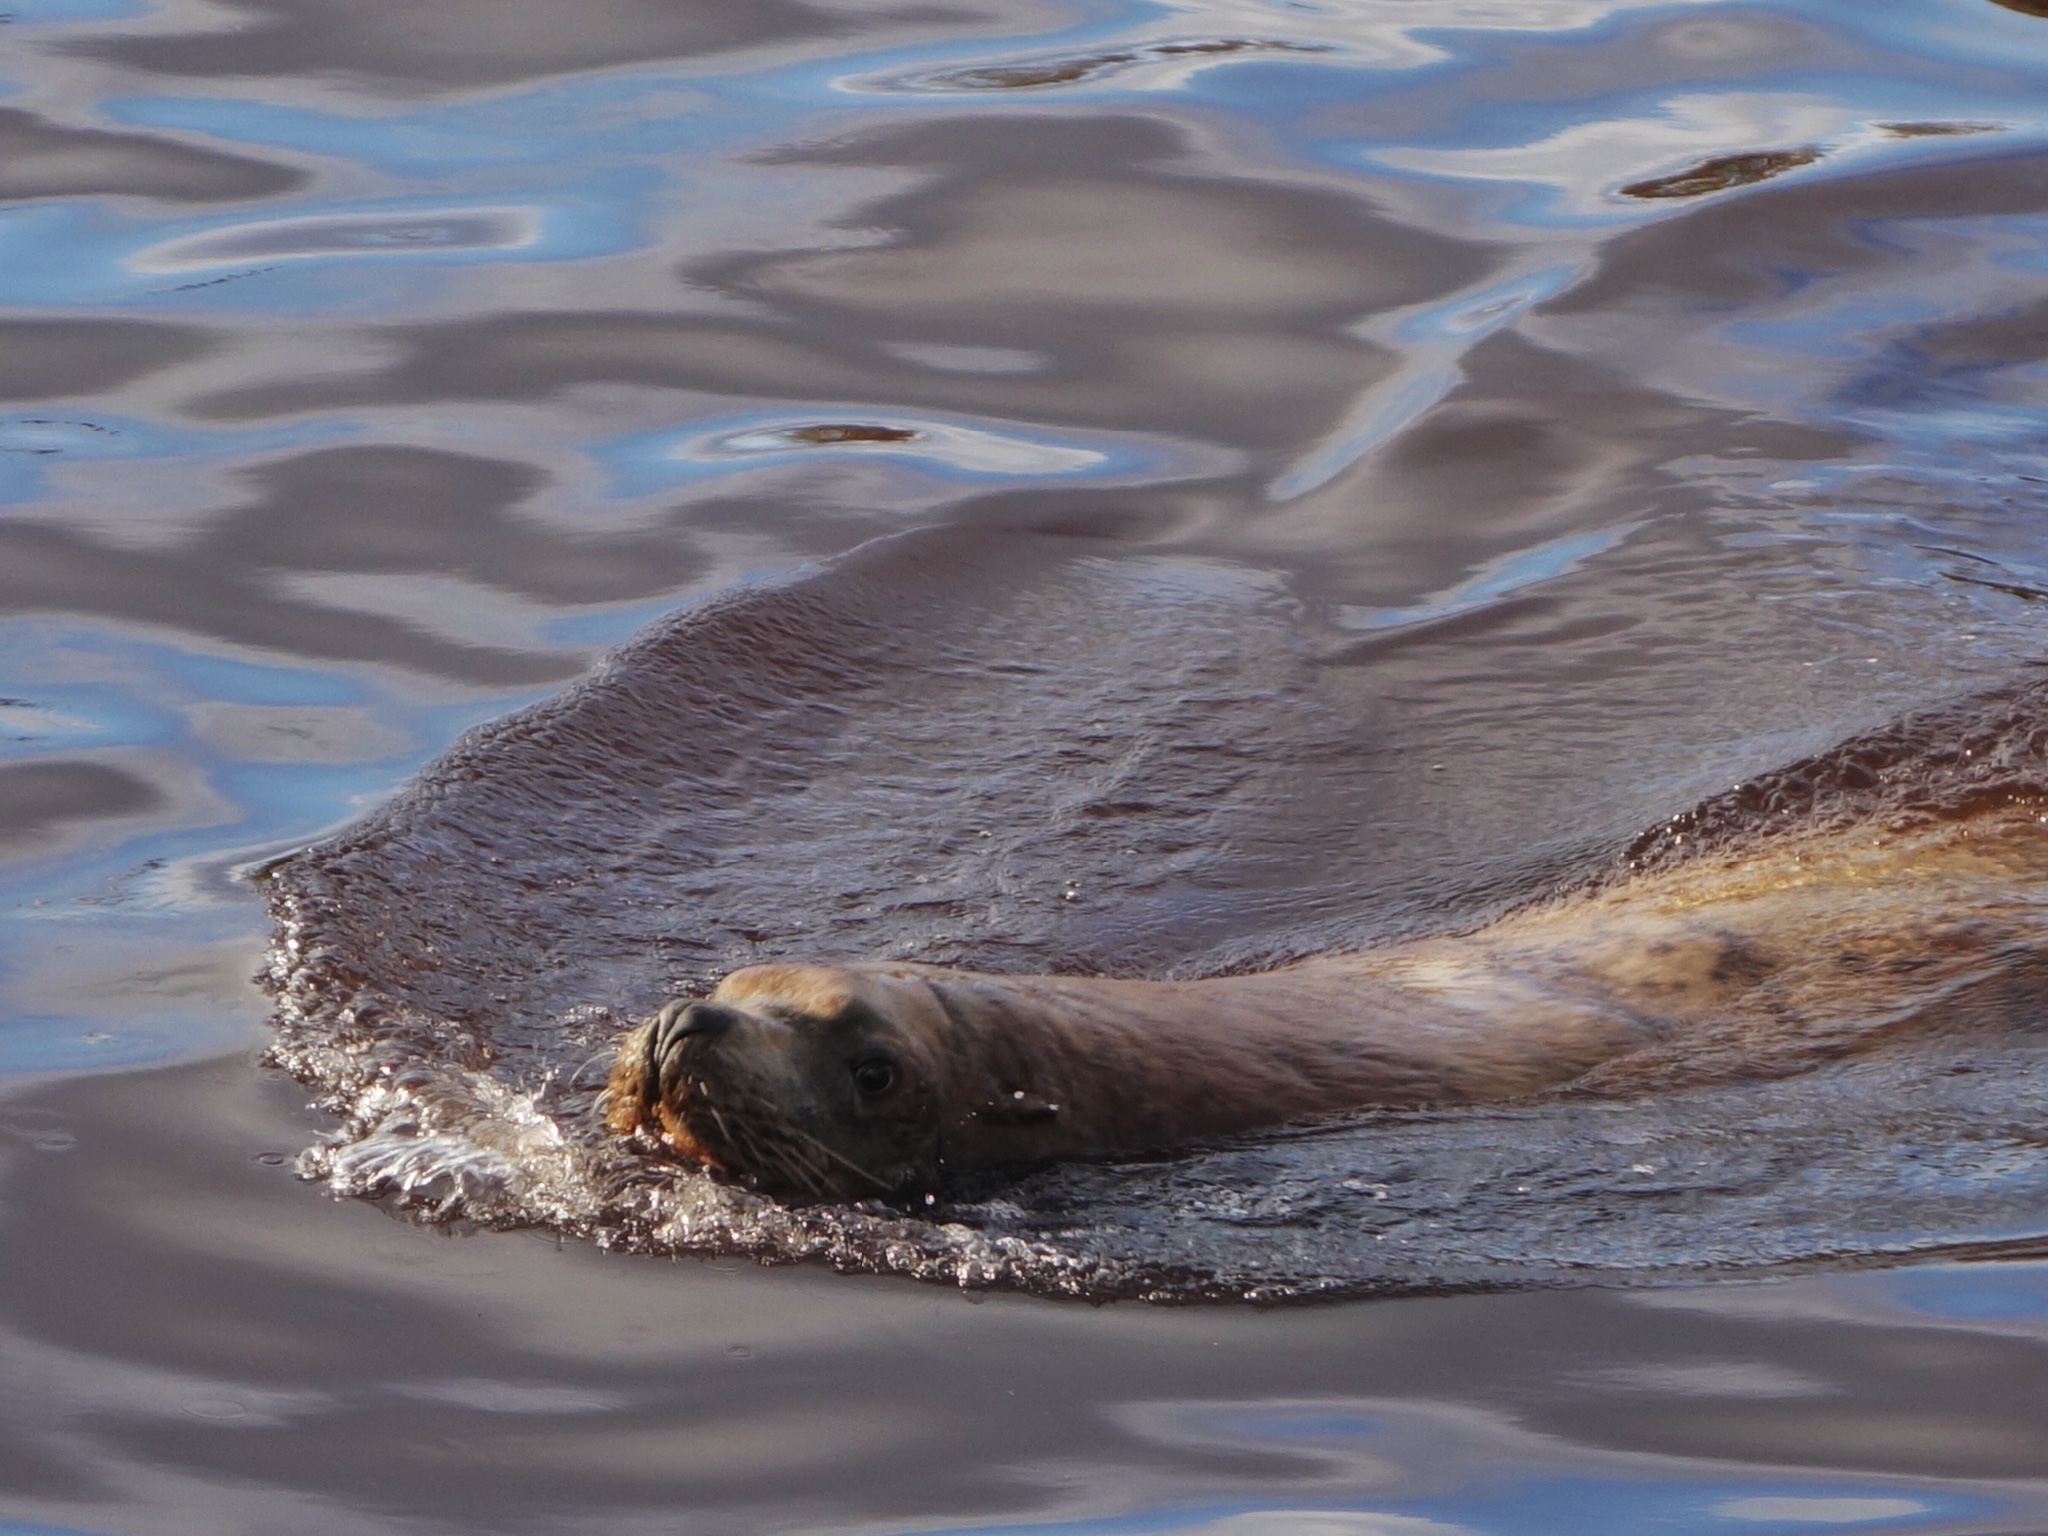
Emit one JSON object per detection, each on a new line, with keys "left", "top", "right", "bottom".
{"left": 1904, "top": 293, "right": 2048, "bottom": 368}
{"left": 193, "top": 117, "right": 1492, "bottom": 453}
{"left": 0, "top": 444, "right": 717, "bottom": 685}
{"left": 1621, "top": 147, "right": 1821, "bottom": 200}
{"left": 729, "top": 116, "right": 1466, "bottom": 319}
{"left": 0, "top": 761, "right": 162, "bottom": 856}
{"left": 0, "top": 321, "right": 215, "bottom": 401}
{"left": 0, "top": 109, "right": 305, "bottom": 204}
{"left": 1547, "top": 146, "right": 2048, "bottom": 326}
{"left": 929, "top": 51, "right": 1142, "bottom": 89}
{"left": 185, "top": 307, "right": 1393, "bottom": 452}
{"left": 192, "top": 445, "right": 704, "bottom": 605}
{"left": 779, "top": 424, "right": 920, "bottom": 444}
{"left": 66, "top": 0, "right": 868, "bottom": 93}
{"left": 0, "top": 442, "right": 713, "bottom": 684}
{"left": 0, "top": 521, "right": 577, "bottom": 685}
{"left": 1878, "top": 121, "right": 2001, "bottom": 137}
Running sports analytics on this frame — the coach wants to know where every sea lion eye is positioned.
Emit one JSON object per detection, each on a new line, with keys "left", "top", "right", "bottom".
{"left": 851, "top": 1056, "right": 897, "bottom": 1096}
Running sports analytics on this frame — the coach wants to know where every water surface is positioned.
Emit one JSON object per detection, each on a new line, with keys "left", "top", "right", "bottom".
{"left": 2, "top": 0, "right": 2048, "bottom": 1525}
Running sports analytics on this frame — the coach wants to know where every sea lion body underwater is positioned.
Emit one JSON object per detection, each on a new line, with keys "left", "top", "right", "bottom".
{"left": 605, "top": 799, "right": 2048, "bottom": 1204}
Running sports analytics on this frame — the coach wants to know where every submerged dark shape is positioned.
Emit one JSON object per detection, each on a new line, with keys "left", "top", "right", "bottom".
{"left": 259, "top": 526, "right": 2048, "bottom": 1300}
{"left": 779, "top": 423, "right": 919, "bottom": 444}
{"left": 1620, "top": 148, "right": 1820, "bottom": 200}
{"left": 1878, "top": 121, "right": 2001, "bottom": 138}
{"left": 928, "top": 52, "right": 1141, "bottom": 90}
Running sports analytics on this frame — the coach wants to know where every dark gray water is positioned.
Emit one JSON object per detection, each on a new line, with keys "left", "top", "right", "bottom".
{"left": 4, "top": 0, "right": 2048, "bottom": 1525}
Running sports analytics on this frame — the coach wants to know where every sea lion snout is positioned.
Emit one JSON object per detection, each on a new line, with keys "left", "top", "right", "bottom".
{"left": 608, "top": 966, "right": 952, "bottom": 1204}
{"left": 643, "top": 999, "right": 740, "bottom": 1106}
{"left": 653, "top": 999, "right": 737, "bottom": 1055}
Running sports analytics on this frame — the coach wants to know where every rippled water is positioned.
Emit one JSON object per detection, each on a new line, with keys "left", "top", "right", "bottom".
{"left": 3, "top": 0, "right": 2048, "bottom": 1524}
{"left": 260, "top": 551, "right": 2048, "bottom": 1301}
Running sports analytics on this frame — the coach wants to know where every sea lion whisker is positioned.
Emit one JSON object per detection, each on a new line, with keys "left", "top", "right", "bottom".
{"left": 733, "top": 1122, "right": 824, "bottom": 1200}
{"left": 723, "top": 1115, "right": 820, "bottom": 1197}
{"left": 731, "top": 1114, "right": 832, "bottom": 1197}
{"left": 689, "top": 1106, "right": 792, "bottom": 1194}
{"left": 730, "top": 1120, "right": 779, "bottom": 1170}
{"left": 719, "top": 1093, "right": 853, "bottom": 1189}
{"left": 774, "top": 1145, "right": 832, "bottom": 1201}
{"left": 700, "top": 1103, "right": 767, "bottom": 1169}
{"left": 566, "top": 1048, "right": 619, "bottom": 1089}
{"left": 708, "top": 1101, "right": 844, "bottom": 1201}
{"left": 781, "top": 1123, "right": 895, "bottom": 1193}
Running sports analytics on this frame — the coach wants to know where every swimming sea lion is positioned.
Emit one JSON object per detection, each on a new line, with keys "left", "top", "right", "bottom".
{"left": 605, "top": 799, "right": 2048, "bottom": 1203}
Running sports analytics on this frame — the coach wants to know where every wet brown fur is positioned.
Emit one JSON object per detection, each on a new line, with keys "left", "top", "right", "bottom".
{"left": 605, "top": 802, "right": 2048, "bottom": 1202}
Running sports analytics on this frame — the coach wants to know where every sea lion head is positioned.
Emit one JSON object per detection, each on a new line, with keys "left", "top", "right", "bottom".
{"left": 605, "top": 963, "right": 951, "bottom": 1204}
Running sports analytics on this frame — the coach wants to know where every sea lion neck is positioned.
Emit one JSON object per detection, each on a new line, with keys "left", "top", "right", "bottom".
{"left": 611, "top": 803, "right": 2048, "bottom": 1205}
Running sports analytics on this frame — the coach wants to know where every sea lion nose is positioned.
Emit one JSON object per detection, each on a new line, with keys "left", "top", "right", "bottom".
{"left": 647, "top": 1001, "right": 743, "bottom": 1107}
{"left": 653, "top": 1000, "right": 739, "bottom": 1061}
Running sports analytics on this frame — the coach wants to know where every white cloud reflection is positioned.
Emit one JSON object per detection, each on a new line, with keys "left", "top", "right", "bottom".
{"left": 1715, "top": 1497, "right": 1930, "bottom": 1524}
